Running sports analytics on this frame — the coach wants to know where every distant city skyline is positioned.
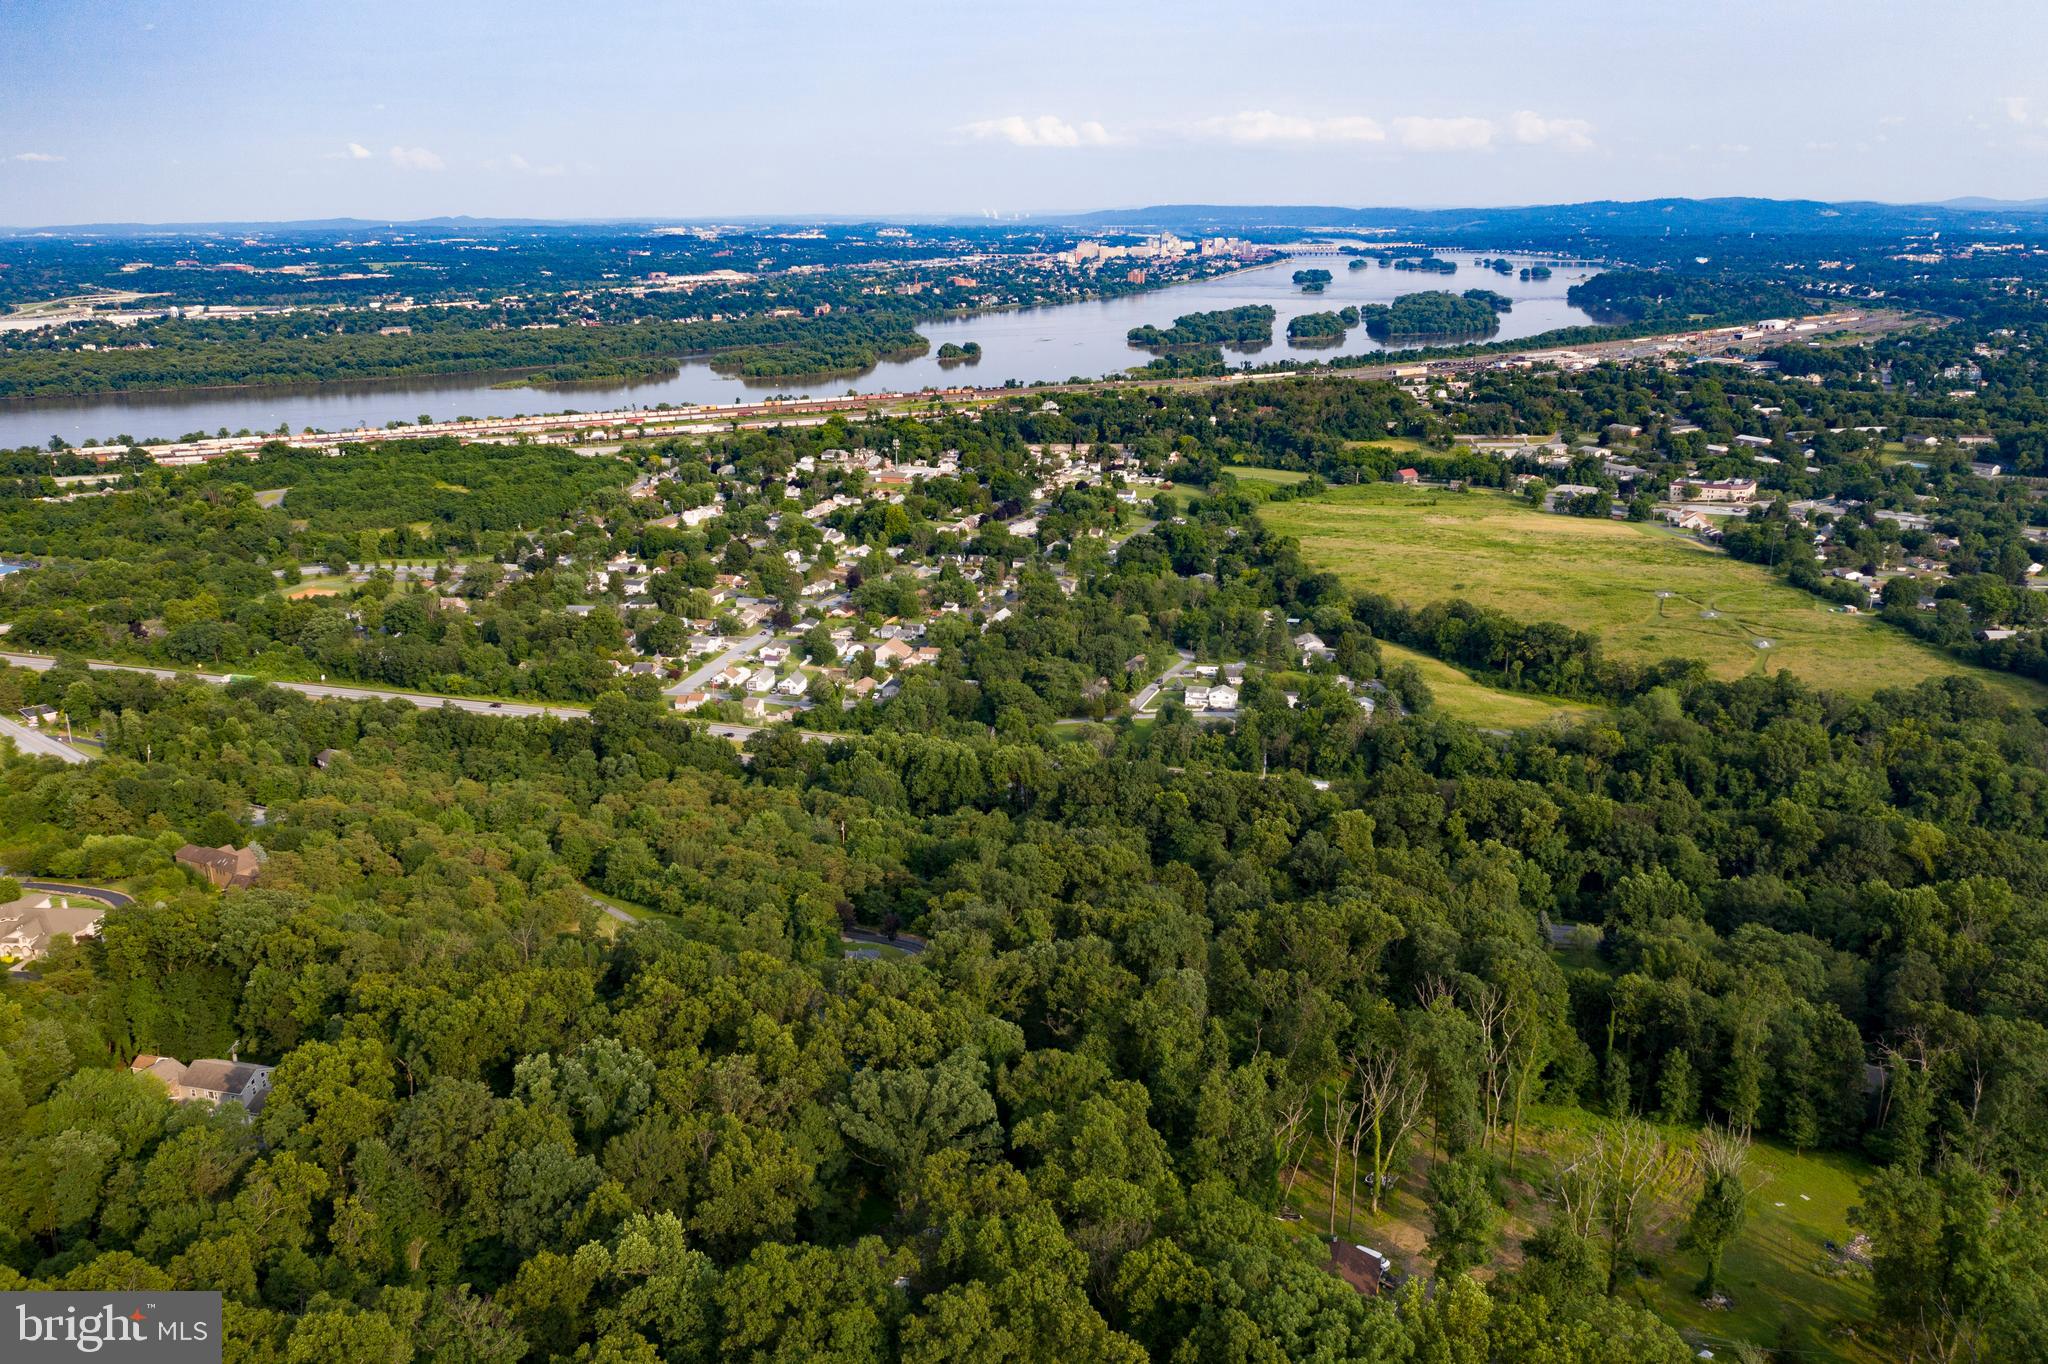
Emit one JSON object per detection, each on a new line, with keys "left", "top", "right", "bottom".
{"left": 5, "top": 0, "right": 2048, "bottom": 225}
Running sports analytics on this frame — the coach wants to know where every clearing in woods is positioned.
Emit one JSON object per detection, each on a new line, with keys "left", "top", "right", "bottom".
{"left": 1263, "top": 483, "right": 2047, "bottom": 703}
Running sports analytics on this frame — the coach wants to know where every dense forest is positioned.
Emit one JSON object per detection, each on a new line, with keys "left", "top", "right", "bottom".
{"left": 3, "top": 574, "right": 2046, "bottom": 1360}
{"left": 1125, "top": 306, "right": 1277, "bottom": 352}
{"left": 1286, "top": 308, "right": 1361, "bottom": 343}
{"left": 1564, "top": 272, "right": 1810, "bottom": 326}
{"left": 1359, "top": 292, "right": 1503, "bottom": 340}
{"left": 0, "top": 310, "right": 934, "bottom": 399}
{"left": 9, "top": 221, "right": 2048, "bottom": 1358}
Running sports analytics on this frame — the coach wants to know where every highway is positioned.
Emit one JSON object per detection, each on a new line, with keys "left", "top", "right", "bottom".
{"left": 0, "top": 714, "right": 92, "bottom": 763}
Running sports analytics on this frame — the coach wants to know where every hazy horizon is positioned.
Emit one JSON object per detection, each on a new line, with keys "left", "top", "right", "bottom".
{"left": 6, "top": 0, "right": 2048, "bottom": 225}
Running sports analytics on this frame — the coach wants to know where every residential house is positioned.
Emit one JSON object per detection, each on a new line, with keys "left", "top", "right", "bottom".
{"left": 130, "top": 1054, "right": 273, "bottom": 1113}
{"left": 1327, "top": 1242, "right": 1395, "bottom": 1297}
{"left": 0, "top": 893, "right": 105, "bottom": 963}
{"left": 175, "top": 843, "right": 266, "bottom": 890}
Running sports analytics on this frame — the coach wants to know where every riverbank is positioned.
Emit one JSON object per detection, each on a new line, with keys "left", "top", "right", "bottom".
{"left": 0, "top": 250, "right": 1601, "bottom": 449}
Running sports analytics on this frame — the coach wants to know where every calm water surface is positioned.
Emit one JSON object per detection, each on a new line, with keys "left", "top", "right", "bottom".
{"left": 0, "top": 253, "right": 1596, "bottom": 449}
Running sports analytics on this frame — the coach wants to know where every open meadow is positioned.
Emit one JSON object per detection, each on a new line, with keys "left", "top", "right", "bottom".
{"left": 1264, "top": 484, "right": 2048, "bottom": 704}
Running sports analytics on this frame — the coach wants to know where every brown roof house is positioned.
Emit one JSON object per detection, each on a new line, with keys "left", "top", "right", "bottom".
{"left": 1327, "top": 1241, "right": 1395, "bottom": 1297}
{"left": 175, "top": 843, "right": 266, "bottom": 890}
{"left": 0, "top": 892, "right": 105, "bottom": 965}
{"left": 131, "top": 1054, "right": 273, "bottom": 1115}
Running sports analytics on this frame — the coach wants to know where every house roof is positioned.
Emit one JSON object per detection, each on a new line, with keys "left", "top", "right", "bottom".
{"left": 1327, "top": 1241, "right": 1388, "bottom": 1296}
{"left": 174, "top": 843, "right": 267, "bottom": 886}
{"left": 0, "top": 895, "right": 106, "bottom": 950}
{"left": 131, "top": 1055, "right": 188, "bottom": 1086}
{"left": 180, "top": 1058, "right": 265, "bottom": 1094}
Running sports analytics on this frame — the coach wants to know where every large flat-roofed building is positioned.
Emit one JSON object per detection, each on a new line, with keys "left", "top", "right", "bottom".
{"left": 1669, "top": 477, "right": 1758, "bottom": 504}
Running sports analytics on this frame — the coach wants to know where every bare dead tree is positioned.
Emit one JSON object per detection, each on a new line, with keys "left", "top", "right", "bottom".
{"left": 1465, "top": 980, "right": 1528, "bottom": 1153}
{"left": 1275, "top": 1084, "right": 1313, "bottom": 1199}
{"left": 1322, "top": 1079, "right": 1360, "bottom": 1237}
{"left": 1573, "top": 1117, "right": 1697, "bottom": 1295}
{"left": 1353, "top": 1043, "right": 1427, "bottom": 1216}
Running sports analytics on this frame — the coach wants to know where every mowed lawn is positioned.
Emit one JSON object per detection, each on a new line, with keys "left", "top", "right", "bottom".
{"left": 1265, "top": 485, "right": 2048, "bottom": 703}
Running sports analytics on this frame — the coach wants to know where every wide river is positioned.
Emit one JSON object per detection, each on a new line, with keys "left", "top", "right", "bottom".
{"left": 0, "top": 252, "right": 1597, "bottom": 449}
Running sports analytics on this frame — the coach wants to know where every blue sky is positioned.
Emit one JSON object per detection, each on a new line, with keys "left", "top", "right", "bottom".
{"left": 4, "top": 0, "right": 2047, "bottom": 224}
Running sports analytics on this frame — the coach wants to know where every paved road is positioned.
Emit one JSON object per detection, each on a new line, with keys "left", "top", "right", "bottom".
{"left": 0, "top": 651, "right": 589, "bottom": 720}
{"left": 13, "top": 878, "right": 132, "bottom": 907}
{"left": 0, "top": 714, "right": 92, "bottom": 764}
{"left": 665, "top": 632, "right": 772, "bottom": 696}
{"left": 1131, "top": 651, "right": 1196, "bottom": 714}
{"left": 577, "top": 889, "right": 634, "bottom": 926}
{"left": 840, "top": 927, "right": 929, "bottom": 956}
{"left": 0, "top": 649, "right": 853, "bottom": 748}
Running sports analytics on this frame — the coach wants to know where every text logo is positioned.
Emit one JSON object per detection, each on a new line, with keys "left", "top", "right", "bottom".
{"left": 0, "top": 1294, "right": 220, "bottom": 1362}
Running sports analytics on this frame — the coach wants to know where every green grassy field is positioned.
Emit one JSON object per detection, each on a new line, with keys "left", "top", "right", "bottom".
{"left": 1265, "top": 484, "right": 2048, "bottom": 704}
{"left": 1341, "top": 436, "right": 1436, "bottom": 457}
{"left": 1222, "top": 464, "right": 1311, "bottom": 486}
{"left": 1377, "top": 640, "right": 1603, "bottom": 729}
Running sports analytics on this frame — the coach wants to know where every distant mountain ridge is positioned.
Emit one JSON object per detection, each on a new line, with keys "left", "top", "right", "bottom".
{"left": 1042, "top": 197, "right": 2048, "bottom": 236}
{"left": 8, "top": 197, "right": 2048, "bottom": 238}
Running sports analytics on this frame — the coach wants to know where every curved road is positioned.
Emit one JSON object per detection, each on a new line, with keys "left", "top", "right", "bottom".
{"left": 0, "top": 874, "right": 131, "bottom": 908}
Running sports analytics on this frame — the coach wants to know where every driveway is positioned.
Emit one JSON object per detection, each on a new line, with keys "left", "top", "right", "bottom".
{"left": 1130, "top": 651, "right": 1196, "bottom": 714}
{"left": 666, "top": 632, "right": 772, "bottom": 695}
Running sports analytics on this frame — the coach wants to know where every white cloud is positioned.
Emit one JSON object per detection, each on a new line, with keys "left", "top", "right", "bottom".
{"left": 1392, "top": 115, "right": 1496, "bottom": 152}
{"left": 490, "top": 153, "right": 566, "bottom": 176}
{"left": 1509, "top": 110, "right": 1595, "bottom": 151}
{"left": 1189, "top": 110, "right": 1385, "bottom": 145}
{"left": 961, "top": 115, "right": 1111, "bottom": 148}
{"left": 2003, "top": 96, "right": 2033, "bottom": 124}
{"left": 388, "top": 145, "right": 445, "bottom": 171}
{"left": 11, "top": 151, "right": 62, "bottom": 163}
{"left": 346, "top": 142, "right": 372, "bottom": 160}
